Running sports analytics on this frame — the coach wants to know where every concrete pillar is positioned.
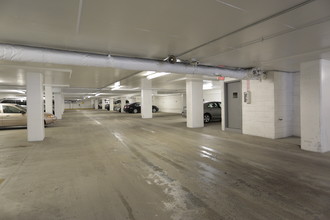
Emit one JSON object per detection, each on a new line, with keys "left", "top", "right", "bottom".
{"left": 186, "top": 78, "right": 203, "bottom": 128}
{"left": 300, "top": 59, "right": 330, "bottom": 152}
{"left": 102, "top": 98, "right": 106, "bottom": 110}
{"left": 54, "top": 91, "right": 63, "bottom": 120}
{"left": 109, "top": 98, "right": 114, "bottom": 111}
{"left": 141, "top": 78, "right": 152, "bottom": 118}
{"left": 94, "top": 99, "right": 98, "bottom": 110}
{"left": 61, "top": 94, "right": 65, "bottom": 114}
{"left": 121, "top": 97, "right": 126, "bottom": 113}
{"left": 44, "top": 85, "right": 53, "bottom": 114}
{"left": 26, "top": 72, "right": 45, "bottom": 141}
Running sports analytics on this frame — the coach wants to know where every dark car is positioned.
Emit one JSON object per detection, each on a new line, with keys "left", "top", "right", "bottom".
{"left": 123, "top": 102, "right": 159, "bottom": 113}
{"left": 182, "top": 101, "right": 221, "bottom": 123}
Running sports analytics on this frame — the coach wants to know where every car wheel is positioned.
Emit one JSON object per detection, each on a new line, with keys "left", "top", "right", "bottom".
{"left": 204, "top": 113, "right": 211, "bottom": 123}
{"left": 133, "top": 108, "right": 138, "bottom": 114}
{"left": 152, "top": 108, "right": 156, "bottom": 113}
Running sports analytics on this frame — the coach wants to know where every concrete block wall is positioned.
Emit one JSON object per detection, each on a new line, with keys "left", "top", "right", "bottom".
{"left": 242, "top": 73, "right": 276, "bottom": 139}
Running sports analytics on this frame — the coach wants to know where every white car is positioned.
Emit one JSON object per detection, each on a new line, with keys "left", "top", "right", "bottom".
{"left": 0, "top": 103, "right": 57, "bottom": 127}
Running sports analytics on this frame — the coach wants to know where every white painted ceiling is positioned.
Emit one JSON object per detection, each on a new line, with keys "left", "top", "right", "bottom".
{"left": 0, "top": 0, "right": 330, "bottom": 99}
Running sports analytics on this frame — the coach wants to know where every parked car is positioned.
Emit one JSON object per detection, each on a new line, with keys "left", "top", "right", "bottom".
{"left": 113, "top": 100, "right": 129, "bottom": 112}
{"left": 123, "top": 102, "right": 159, "bottom": 113}
{"left": 0, "top": 103, "right": 57, "bottom": 127}
{"left": 98, "top": 103, "right": 110, "bottom": 110}
{"left": 182, "top": 101, "right": 221, "bottom": 123}
{"left": 0, "top": 98, "right": 27, "bottom": 107}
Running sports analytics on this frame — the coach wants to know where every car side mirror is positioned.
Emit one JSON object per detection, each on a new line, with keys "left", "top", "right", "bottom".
{"left": 20, "top": 111, "right": 26, "bottom": 114}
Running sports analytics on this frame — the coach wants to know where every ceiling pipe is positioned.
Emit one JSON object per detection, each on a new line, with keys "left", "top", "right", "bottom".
{"left": 0, "top": 44, "right": 261, "bottom": 79}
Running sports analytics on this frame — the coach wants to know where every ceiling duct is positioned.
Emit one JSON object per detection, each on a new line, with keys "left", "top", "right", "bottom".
{"left": 0, "top": 44, "right": 262, "bottom": 79}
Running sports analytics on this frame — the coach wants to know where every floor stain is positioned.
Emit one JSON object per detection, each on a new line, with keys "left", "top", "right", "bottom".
{"left": 116, "top": 190, "right": 136, "bottom": 220}
{"left": 0, "top": 178, "right": 5, "bottom": 185}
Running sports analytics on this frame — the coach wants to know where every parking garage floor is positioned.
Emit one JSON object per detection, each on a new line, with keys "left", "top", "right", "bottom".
{"left": 0, "top": 110, "right": 330, "bottom": 220}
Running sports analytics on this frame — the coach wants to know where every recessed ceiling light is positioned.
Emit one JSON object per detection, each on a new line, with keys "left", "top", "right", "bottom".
{"left": 147, "top": 72, "right": 171, "bottom": 80}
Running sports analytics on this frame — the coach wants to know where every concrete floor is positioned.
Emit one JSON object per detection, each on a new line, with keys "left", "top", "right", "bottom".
{"left": 0, "top": 110, "right": 330, "bottom": 220}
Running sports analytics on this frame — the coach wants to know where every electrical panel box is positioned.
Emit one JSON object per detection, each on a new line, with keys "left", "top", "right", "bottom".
{"left": 244, "top": 91, "right": 251, "bottom": 104}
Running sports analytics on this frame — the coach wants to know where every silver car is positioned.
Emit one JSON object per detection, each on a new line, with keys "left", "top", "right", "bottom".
{"left": 0, "top": 103, "right": 57, "bottom": 127}
{"left": 182, "top": 101, "right": 221, "bottom": 123}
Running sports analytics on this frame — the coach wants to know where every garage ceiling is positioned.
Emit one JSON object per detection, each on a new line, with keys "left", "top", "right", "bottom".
{"left": 0, "top": 0, "right": 330, "bottom": 99}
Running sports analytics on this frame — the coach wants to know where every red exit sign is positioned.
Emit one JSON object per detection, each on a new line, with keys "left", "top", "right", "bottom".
{"left": 217, "top": 76, "right": 225, "bottom": 80}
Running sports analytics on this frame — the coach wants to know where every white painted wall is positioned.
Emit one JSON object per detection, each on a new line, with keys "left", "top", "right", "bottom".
{"left": 153, "top": 94, "right": 184, "bottom": 113}
{"left": 242, "top": 74, "right": 276, "bottom": 139}
{"left": 203, "top": 89, "right": 221, "bottom": 102}
{"left": 274, "top": 72, "right": 294, "bottom": 138}
{"left": 64, "top": 100, "right": 93, "bottom": 109}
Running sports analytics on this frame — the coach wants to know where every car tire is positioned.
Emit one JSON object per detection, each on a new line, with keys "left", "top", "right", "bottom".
{"left": 133, "top": 109, "right": 138, "bottom": 114}
{"left": 152, "top": 108, "right": 156, "bottom": 113}
{"left": 204, "top": 113, "right": 211, "bottom": 123}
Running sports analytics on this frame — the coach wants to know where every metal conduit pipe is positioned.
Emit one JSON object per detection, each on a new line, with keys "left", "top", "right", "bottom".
{"left": 0, "top": 44, "right": 261, "bottom": 79}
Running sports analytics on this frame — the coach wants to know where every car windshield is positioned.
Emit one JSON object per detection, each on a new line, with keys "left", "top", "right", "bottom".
{"left": 15, "top": 104, "right": 27, "bottom": 113}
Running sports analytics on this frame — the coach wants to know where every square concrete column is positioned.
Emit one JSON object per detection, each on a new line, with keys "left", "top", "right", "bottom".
{"left": 102, "top": 98, "right": 106, "bottom": 110}
{"left": 61, "top": 94, "right": 65, "bottom": 114}
{"left": 26, "top": 72, "right": 45, "bottom": 141}
{"left": 54, "top": 92, "right": 63, "bottom": 120}
{"left": 186, "top": 78, "right": 203, "bottom": 128}
{"left": 121, "top": 97, "right": 126, "bottom": 113}
{"left": 44, "top": 85, "right": 53, "bottom": 114}
{"left": 300, "top": 59, "right": 330, "bottom": 152}
{"left": 94, "top": 99, "right": 98, "bottom": 109}
{"left": 141, "top": 78, "right": 152, "bottom": 119}
{"left": 109, "top": 98, "right": 114, "bottom": 111}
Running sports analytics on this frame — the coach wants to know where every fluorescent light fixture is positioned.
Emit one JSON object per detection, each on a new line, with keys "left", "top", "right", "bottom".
{"left": 114, "top": 81, "right": 120, "bottom": 87}
{"left": 147, "top": 72, "right": 171, "bottom": 80}
{"left": 95, "top": 93, "right": 101, "bottom": 96}
{"left": 15, "top": 90, "right": 26, "bottom": 94}
{"left": 203, "top": 81, "right": 213, "bottom": 90}
{"left": 111, "top": 86, "right": 122, "bottom": 91}
{"left": 142, "top": 71, "right": 156, "bottom": 76}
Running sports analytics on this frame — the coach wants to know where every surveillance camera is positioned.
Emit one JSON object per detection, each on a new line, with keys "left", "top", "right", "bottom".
{"left": 168, "top": 55, "right": 177, "bottom": 64}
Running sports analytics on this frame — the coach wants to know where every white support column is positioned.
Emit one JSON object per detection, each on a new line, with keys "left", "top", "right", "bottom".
{"left": 121, "top": 97, "right": 126, "bottom": 113}
{"left": 26, "top": 73, "right": 45, "bottom": 141}
{"left": 141, "top": 78, "right": 152, "bottom": 119}
{"left": 300, "top": 59, "right": 330, "bottom": 152}
{"left": 61, "top": 94, "right": 65, "bottom": 114}
{"left": 186, "top": 78, "right": 203, "bottom": 128}
{"left": 102, "top": 98, "right": 106, "bottom": 110}
{"left": 44, "top": 85, "right": 53, "bottom": 114}
{"left": 109, "top": 98, "right": 114, "bottom": 111}
{"left": 54, "top": 89, "right": 63, "bottom": 120}
{"left": 54, "top": 94, "right": 62, "bottom": 119}
{"left": 94, "top": 99, "right": 98, "bottom": 109}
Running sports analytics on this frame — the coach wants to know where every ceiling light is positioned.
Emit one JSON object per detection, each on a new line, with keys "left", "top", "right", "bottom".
{"left": 147, "top": 72, "right": 171, "bottom": 80}
{"left": 143, "top": 71, "right": 156, "bottom": 76}
{"left": 95, "top": 93, "right": 101, "bottom": 96}
{"left": 111, "top": 86, "right": 123, "bottom": 91}
{"left": 203, "top": 81, "right": 213, "bottom": 90}
{"left": 114, "top": 81, "right": 120, "bottom": 87}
